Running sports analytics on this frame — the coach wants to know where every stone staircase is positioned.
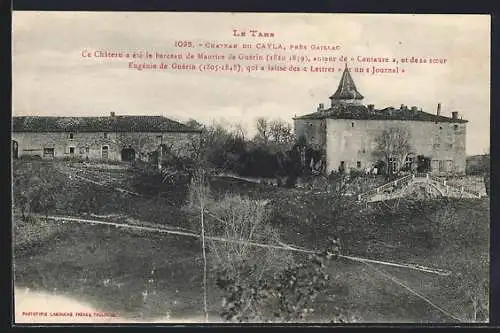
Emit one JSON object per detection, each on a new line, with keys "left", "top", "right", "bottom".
{"left": 357, "top": 173, "right": 484, "bottom": 203}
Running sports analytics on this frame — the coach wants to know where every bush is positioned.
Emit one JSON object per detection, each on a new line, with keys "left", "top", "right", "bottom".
{"left": 215, "top": 240, "right": 347, "bottom": 323}
{"left": 13, "top": 162, "right": 66, "bottom": 217}
{"left": 466, "top": 154, "right": 489, "bottom": 176}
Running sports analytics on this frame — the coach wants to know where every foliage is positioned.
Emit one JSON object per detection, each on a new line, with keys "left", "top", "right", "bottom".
{"left": 253, "top": 118, "right": 295, "bottom": 151}
{"left": 215, "top": 241, "right": 345, "bottom": 323}
{"left": 269, "top": 119, "right": 295, "bottom": 146}
{"left": 466, "top": 154, "right": 490, "bottom": 176}
{"left": 13, "top": 162, "right": 63, "bottom": 217}
{"left": 175, "top": 118, "right": 302, "bottom": 182}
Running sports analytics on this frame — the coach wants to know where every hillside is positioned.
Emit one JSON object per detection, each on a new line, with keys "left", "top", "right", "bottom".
{"left": 13, "top": 160, "right": 490, "bottom": 323}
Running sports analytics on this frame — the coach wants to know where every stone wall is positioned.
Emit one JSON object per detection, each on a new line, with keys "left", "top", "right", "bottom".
{"left": 293, "top": 118, "right": 326, "bottom": 150}
{"left": 12, "top": 131, "right": 200, "bottom": 162}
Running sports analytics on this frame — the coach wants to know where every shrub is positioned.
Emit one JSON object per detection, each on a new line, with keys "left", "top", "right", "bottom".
{"left": 215, "top": 241, "right": 346, "bottom": 323}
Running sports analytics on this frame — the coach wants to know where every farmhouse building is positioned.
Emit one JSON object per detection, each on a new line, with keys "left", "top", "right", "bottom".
{"left": 293, "top": 65, "right": 468, "bottom": 175}
{"left": 11, "top": 113, "right": 201, "bottom": 162}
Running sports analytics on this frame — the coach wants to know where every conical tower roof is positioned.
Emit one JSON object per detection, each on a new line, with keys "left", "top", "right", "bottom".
{"left": 330, "top": 64, "right": 364, "bottom": 101}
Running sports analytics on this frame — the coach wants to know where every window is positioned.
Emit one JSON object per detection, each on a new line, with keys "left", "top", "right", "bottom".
{"left": 448, "top": 143, "right": 453, "bottom": 148}
{"left": 351, "top": 122, "right": 355, "bottom": 127}
{"left": 388, "top": 157, "right": 397, "bottom": 173}
{"left": 438, "top": 160, "right": 445, "bottom": 172}
{"left": 439, "top": 126, "right": 443, "bottom": 130}
{"left": 104, "top": 133, "right": 108, "bottom": 139}
{"left": 454, "top": 124, "right": 458, "bottom": 131}
{"left": 86, "top": 147, "right": 90, "bottom": 153}
{"left": 404, "top": 155, "right": 414, "bottom": 170}
{"left": 69, "top": 147, "right": 75, "bottom": 155}
{"left": 156, "top": 135, "right": 163, "bottom": 144}
{"left": 356, "top": 161, "right": 361, "bottom": 168}
{"left": 69, "top": 133, "right": 74, "bottom": 139}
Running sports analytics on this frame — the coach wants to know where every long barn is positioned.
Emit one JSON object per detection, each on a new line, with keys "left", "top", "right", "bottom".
{"left": 11, "top": 113, "right": 201, "bottom": 162}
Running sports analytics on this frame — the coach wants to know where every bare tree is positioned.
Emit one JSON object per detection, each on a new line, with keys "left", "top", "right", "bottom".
{"left": 373, "top": 127, "right": 412, "bottom": 176}
{"left": 254, "top": 117, "right": 270, "bottom": 144}
{"left": 188, "top": 168, "right": 211, "bottom": 322}
{"left": 269, "top": 120, "right": 295, "bottom": 146}
{"left": 232, "top": 123, "right": 247, "bottom": 141}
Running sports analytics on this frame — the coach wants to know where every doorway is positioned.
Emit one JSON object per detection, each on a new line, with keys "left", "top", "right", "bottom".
{"left": 121, "top": 147, "right": 136, "bottom": 162}
{"left": 102, "top": 146, "right": 109, "bottom": 160}
{"left": 417, "top": 155, "right": 431, "bottom": 173}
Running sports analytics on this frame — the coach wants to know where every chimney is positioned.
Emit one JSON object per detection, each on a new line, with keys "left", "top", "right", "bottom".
{"left": 452, "top": 111, "right": 458, "bottom": 120}
{"left": 367, "top": 104, "right": 375, "bottom": 112}
{"left": 400, "top": 104, "right": 405, "bottom": 110}
{"left": 436, "top": 103, "right": 441, "bottom": 116}
{"left": 317, "top": 103, "right": 324, "bottom": 111}
{"left": 110, "top": 111, "right": 116, "bottom": 117}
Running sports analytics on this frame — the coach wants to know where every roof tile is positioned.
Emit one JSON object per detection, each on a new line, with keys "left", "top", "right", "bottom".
{"left": 12, "top": 116, "right": 202, "bottom": 132}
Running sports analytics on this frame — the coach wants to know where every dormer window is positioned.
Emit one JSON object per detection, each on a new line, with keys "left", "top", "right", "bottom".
{"left": 69, "top": 133, "right": 74, "bottom": 139}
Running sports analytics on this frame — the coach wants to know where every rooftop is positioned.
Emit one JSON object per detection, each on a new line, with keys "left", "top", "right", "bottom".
{"left": 296, "top": 65, "right": 467, "bottom": 123}
{"left": 12, "top": 115, "right": 202, "bottom": 133}
{"left": 293, "top": 104, "right": 468, "bottom": 123}
{"left": 330, "top": 64, "right": 364, "bottom": 101}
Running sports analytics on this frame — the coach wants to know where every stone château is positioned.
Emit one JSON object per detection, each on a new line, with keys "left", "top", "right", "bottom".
{"left": 293, "top": 65, "right": 467, "bottom": 175}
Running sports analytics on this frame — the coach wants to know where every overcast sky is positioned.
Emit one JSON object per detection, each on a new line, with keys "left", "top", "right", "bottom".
{"left": 12, "top": 12, "right": 490, "bottom": 155}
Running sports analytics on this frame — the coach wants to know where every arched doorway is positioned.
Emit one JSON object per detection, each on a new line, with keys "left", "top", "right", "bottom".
{"left": 121, "top": 147, "right": 136, "bottom": 162}
{"left": 12, "top": 140, "right": 18, "bottom": 159}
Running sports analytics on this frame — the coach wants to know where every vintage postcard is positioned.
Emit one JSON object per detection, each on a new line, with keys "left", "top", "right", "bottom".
{"left": 12, "top": 12, "right": 490, "bottom": 324}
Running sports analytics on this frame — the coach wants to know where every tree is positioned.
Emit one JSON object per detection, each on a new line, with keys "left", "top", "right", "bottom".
{"left": 269, "top": 120, "right": 295, "bottom": 146}
{"left": 254, "top": 117, "right": 270, "bottom": 145}
{"left": 373, "top": 127, "right": 412, "bottom": 176}
{"left": 232, "top": 123, "right": 247, "bottom": 141}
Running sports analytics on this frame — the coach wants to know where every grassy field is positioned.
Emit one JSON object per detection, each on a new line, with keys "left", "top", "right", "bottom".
{"left": 12, "top": 160, "right": 490, "bottom": 323}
